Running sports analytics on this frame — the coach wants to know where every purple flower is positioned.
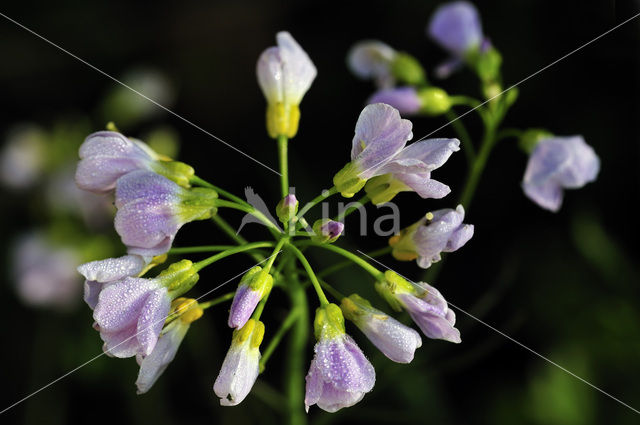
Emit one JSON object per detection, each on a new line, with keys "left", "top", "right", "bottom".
{"left": 78, "top": 254, "right": 149, "bottom": 309}
{"left": 364, "top": 137, "right": 460, "bottom": 205}
{"left": 377, "top": 272, "right": 460, "bottom": 343}
{"left": 347, "top": 40, "right": 397, "bottom": 88}
{"left": 367, "top": 87, "right": 422, "bottom": 116}
{"left": 135, "top": 298, "right": 202, "bottom": 394}
{"left": 228, "top": 267, "right": 273, "bottom": 329}
{"left": 12, "top": 233, "right": 81, "bottom": 309}
{"left": 0, "top": 125, "right": 46, "bottom": 189}
{"left": 214, "top": 319, "right": 264, "bottom": 406}
{"left": 93, "top": 276, "right": 172, "bottom": 358}
{"left": 75, "top": 131, "right": 160, "bottom": 193}
{"left": 341, "top": 294, "right": 422, "bottom": 364}
{"left": 305, "top": 304, "right": 375, "bottom": 413}
{"left": 312, "top": 219, "right": 345, "bottom": 243}
{"left": 522, "top": 136, "right": 600, "bottom": 212}
{"left": 114, "top": 170, "right": 218, "bottom": 256}
{"left": 257, "top": 32, "right": 317, "bottom": 138}
{"left": 390, "top": 205, "right": 473, "bottom": 268}
{"left": 428, "top": 1, "right": 483, "bottom": 56}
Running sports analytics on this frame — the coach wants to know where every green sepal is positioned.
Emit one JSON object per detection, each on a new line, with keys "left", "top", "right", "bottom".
{"left": 240, "top": 266, "right": 273, "bottom": 295}
{"left": 178, "top": 187, "right": 219, "bottom": 222}
{"left": 340, "top": 294, "right": 372, "bottom": 323}
{"left": 333, "top": 162, "right": 366, "bottom": 198}
{"left": 313, "top": 303, "right": 345, "bottom": 340}
{"left": 364, "top": 173, "right": 410, "bottom": 205}
{"left": 159, "top": 259, "right": 200, "bottom": 298}
{"left": 375, "top": 270, "right": 416, "bottom": 312}
{"left": 519, "top": 128, "right": 554, "bottom": 154}
{"left": 391, "top": 52, "right": 427, "bottom": 86}
{"left": 417, "top": 87, "right": 452, "bottom": 116}
{"left": 276, "top": 196, "right": 299, "bottom": 225}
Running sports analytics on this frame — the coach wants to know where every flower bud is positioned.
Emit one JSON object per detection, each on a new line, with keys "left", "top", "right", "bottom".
{"left": 417, "top": 87, "right": 452, "bottom": 116}
{"left": 311, "top": 219, "right": 344, "bottom": 244}
{"left": 390, "top": 52, "right": 426, "bottom": 85}
{"left": 276, "top": 194, "right": 299, "bottom": 224}
{"left": 157, "top": 259, "right": 200, "bottom": 297}
{"left": 228, "top": 266, "right": 273, "bottom": 329}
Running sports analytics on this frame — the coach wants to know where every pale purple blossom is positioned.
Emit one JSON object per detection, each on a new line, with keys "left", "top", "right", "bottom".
{"left": 367, "top": 87, "right": 422, "bottom": 116}
{"left": 522, "top": 136, "right": 600, "bottom": 212}
{"left": 75, "top": 131, "right": 160, "bottom": 193}
{"left": 313, "top": 219, "right": 345, "bottom": 243}
{"left": 78, "top": 254, "right": 149, "bottom": 309}
{"left": 396, "top": 282, "right": 460, "bottom": 343}
{"left": 305, "top": 334, "right": 375, "bottom": 412}
{"left": 0, "top": 125, "right": 46, "bottom": 189}
{"left": 114, "top": 170, "right": 217, "bottom": 257}
{"left": 391, "top": 205, "right": 473, "bottom": 268}
{"left": 214, "top": 320, "right": 264, "bottom": 406}
{"left": 341, "top": 295, "right": 422, "bottom": 363}
{"left": 428, "top": 1, "right": 484, "bottom": 56}
{"left": 257, "top": 31, "right": 317, "bottom": 107}
{"left": 228, "top": 267, "right": 273, "bottom": 329}
{"left": 93, "top": 276, "right": 171, "bottom": 358}
{"left": 347, "top": 40, "right": 397, "bottom": 88}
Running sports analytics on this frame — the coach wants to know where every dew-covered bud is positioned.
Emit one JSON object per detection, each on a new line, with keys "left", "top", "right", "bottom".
{"left": 228, "top": 266, "right": 273, "bottom": 329}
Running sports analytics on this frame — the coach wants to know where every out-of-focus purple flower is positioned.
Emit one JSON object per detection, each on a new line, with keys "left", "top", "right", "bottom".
{"left": 12, "top": 233, "right": 81, "bottom": 309}
{"left": 114, "top": 170, "right": 218, "bottom": 257}
{"left": 428, "top": 1, "right": 483, "bottom": 56}
{"left": 367, "top": 87, "right": 422, "bottom": 116}
{"left": 364, "top": 137, "right": 460, "bottom": 205}
{"left": 257, "top": 32, "right": 316, "bottom": 138}
{"left": 341, "top": 294, "right": 422, "bottom": 363}
{"left": 389, "top": 205, "right": 473, "bottom": 268}
{"left": 377, "top": 271, "right": 460, "bottom": 343}
{"left": 93, "top": 259, "right": 199, "bottom": 358}
{"left": 305, "top": 304, "right": 375, "bottom": 413}
{"left": 522, "top": 136, "right": 600, "bottom": 212}
{"left": 0, "top": 125, "right": 47, "bottom": 189}
{"left": 135, "top": 298, "right": 202, "bottom": 394}
{"left": 312, "top": 219, "right": 345, "bottom": 244}
{"left": 214, "top": 319, "right": 264, "bottom": 406}
{"left": 78, "top": 254, "right": 149, "bottom": 309}
{"left": 347, "top": 40, "right": 397, "bottom": 88}
{"left": 228, "top": 267, "right": 273, "bottom": 329}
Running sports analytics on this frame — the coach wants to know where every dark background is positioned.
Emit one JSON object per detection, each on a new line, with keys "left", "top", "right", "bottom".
{"left": 1, "top": 0, "right": 639, "bottom": 424}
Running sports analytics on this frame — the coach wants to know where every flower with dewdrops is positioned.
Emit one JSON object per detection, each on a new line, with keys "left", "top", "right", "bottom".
{"left": 93, "top": 259, "right": 199, "bottom": 358}
{"left": 341, "top": 294, "right": 422, "bottom": 364}
{"left": 305, "top": 304, "right": 375, "bottom": 413}
{"left": 75, "top": 131, "right": 194, "bottom": 193}
{"left": 135, "top": 298, "right": 203, "bottom": 394}
{"left": 228, "top": 267, "right": 273, "bottom": 329}
{"left": 377, "top": 271, "right": 460, "bottom": 343}
{"left": 114, "top": 170, "right": 218, "bottom": 257}
{"left": 389, "top": 205, "right": 473, "bottom": 268}
{"left": 214, "top": 319, "right": 265, "bottom": 406}
{"left": 257, "top": 31, "right": 317, "bottom": 139}
{"left": 522, "top": 135, "right": 599, "bottom": 212}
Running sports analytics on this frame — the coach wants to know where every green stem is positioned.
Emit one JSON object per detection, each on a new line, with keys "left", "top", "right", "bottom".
{"left": 214, "top": 199, "right": 281, "bottom": 233}
{"left": 193, "top": 241, "right": 275, "bottom": 272}
{"left": 445, "top": 110, "right": 475, "bottom": 166}
{"left": 190, "top": 175, "right": 249, "bottom": 207}
{"left": 251, "top": 239, "right": 287, "bottom": 320}
{"left": 297, "top": 242, "right": 382, "bottom": 279}
{"left": 318, "top": 279, "right": 344, "bottom": 301}
{"left": 457, "top": 122, "right": 498, "bottom": 210}
{"left": 284, "top": 253, "right": 308, "bottom": 425}
{"left": 287, "top": 244, "right": 329, "bottom": 306}
{"left": 199, "top": 292, "right": 235, "bottom": 310}
{"left": 295, "top": 186, "right": 338, "bottom": 222}
{"left": 333, "top": 194, "right": 370, "bottom": 222}
{"left": 259, "top": 307, "right": 299, "bottom": 372}
{"left": 168, "top": 245, "right": 238, "bottom": 254}
{"left": 210, "top": 215, "right": 264, "bottom": 262}
{"left": 277, "top": 135, "right": 289, "bottom": 198}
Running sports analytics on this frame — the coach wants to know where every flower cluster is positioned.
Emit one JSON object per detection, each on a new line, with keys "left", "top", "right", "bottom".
{"left": 69, "top": 2, "right": 601, "bottom": 420}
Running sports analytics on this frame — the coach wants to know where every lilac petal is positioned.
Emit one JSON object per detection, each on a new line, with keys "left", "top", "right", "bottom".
{"left": 213, "top": 344, "right": 260, "bottom": 406}
{"left": 276, "top": 31, "right": 317, "bottom": 105}
{"left": 136, "top": 288, "right": 171, "bottom": 356}
{"left": 136, "top": 321, "right": 189, "bottom": 394}
{"left": 446, "top": 224, "right": 474, "bottom": 251}
{"left": 93, "top": 277, "right": 157, "bottom": 333}
{"left": 428, "top": 1, "right": 483, "bottom": 55}
{"left": 396, "top": 174, "right": 451, "bottom": 199}
{"left": 347, "top": 40, "right": 396, "bottom": 88}
{"left": 367, "top": 87, "right": 422, "bottom": 115}
{"left": 357, "top": 314, "right": 422, "bottom": 363}
{"left": 413, "top": 205, "right": 471, "bottom": 268}
{"left": 114, "top": 198, "right": 179, "bottom": 255}
{"left": 351, "top": 104, "right": 413, "bottom": 178}
{"left": 315, "top": 381, "right": 366, "bottom": 413}
{"left": 394, "top": 138, "right": 460, "bottom": 169}
{"left": 100, "top": 323, "right": 141, "bottom": 358}
{"left": 84, "top": 281, "right": 105, "bottom": 310}
{"left": 435, "top": 57, "right": 464, "bottom": 79}
{"left": 398, "top": 292, "right": 460, "bottom": 343}
{"left": 77, "top": 255, "right": 147, "bottom": 283}
{"left": 115, "top": 169, "right": 181, "bottom": 209}
{"left": 228, "top": 286, "right": 262, "bottom": 329}
{"left": 304, "top": 362, "right": 323, "bottom": 412}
